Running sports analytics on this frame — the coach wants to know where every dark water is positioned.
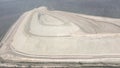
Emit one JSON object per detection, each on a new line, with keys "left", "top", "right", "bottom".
{"left": 0, "top": 0, "right": 120, "bottom": 40}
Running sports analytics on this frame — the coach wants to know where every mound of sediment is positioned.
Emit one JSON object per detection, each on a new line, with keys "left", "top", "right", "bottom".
{"left": 9, "top": 7, "right": 120, "bottom": 56}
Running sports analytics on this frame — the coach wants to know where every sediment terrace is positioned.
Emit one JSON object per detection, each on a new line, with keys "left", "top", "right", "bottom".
{"left": 1, "top": 7, "right": 120, "bottom": 57}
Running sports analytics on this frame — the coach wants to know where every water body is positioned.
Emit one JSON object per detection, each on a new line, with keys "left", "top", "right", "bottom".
{"left": 0, "top": 0, "right": 120, "bottom": 40}
{"left": 0, "top": 0, "right": 120, "bottom": 67}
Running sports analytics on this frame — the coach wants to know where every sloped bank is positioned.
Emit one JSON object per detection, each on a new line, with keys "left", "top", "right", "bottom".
{"left": 1, "top": 7, "right": 120, "bottom": 67}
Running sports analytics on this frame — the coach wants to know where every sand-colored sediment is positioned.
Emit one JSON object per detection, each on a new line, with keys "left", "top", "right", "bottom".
{"left": 9, "top": 7, "right": 120, "bottom": 56}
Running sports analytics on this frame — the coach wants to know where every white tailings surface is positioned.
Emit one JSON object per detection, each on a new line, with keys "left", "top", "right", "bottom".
{"left": 10, "top": 7, "right": 120, "bottom": 56}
